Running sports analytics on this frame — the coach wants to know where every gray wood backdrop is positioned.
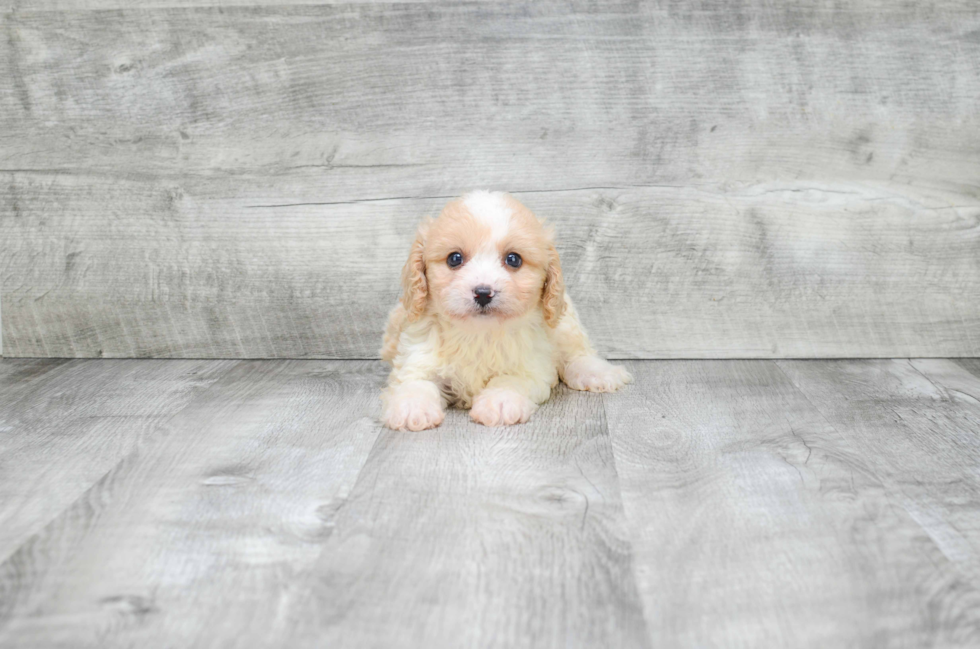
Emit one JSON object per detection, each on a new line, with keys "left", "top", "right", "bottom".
{"left": 2, "top": 1, "right": 979, "bottom": 359}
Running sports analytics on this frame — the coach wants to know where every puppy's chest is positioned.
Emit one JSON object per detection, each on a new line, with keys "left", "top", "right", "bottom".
{"left": 434, "top": 327, "right": 554, "bottom": 402}
{"left": 440, "top": 344, "right": 519, "bottom": 382}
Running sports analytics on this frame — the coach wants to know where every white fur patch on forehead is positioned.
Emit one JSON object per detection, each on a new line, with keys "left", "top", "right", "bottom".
{"left": 463, "top": 190, "right": 512, "bottom": 241}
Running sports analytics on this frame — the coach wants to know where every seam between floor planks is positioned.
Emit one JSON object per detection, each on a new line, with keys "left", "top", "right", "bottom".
{"left": 606, "top": 359, "right": 980, "bottom": 648}
{"left": 0, "top": 359, "right": 243, "bottom": 563}
{"left": 274, "top": 385, "right": 651, "bottom": 648}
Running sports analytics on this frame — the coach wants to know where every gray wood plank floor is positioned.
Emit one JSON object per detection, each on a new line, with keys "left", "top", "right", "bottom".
{"left": 1, "top": 358, "right": 979, "bottom": 647}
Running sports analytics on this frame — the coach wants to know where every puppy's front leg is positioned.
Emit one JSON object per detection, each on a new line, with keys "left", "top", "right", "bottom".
{"left": 382, "top": 380, "right": 445, "bottom": 431}
{"left": 470, "top": 376, "right": 552, "bottom": 427}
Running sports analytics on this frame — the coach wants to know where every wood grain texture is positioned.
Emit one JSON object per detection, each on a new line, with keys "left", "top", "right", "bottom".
{"left": 0, "top": 358, "right": 67, "bottom": 397}
{"left": 4, "top": 0, "right": 424, "bottom": 8}
{"left": 956, "top": 358, "right": 980, "bottom": 380}
{"left": 2, "top": 358, "right": 980, "bottom": 646}
{"left": 3, "top": 181, "right": 978, "bottom": 359}
{"left": 280, "top": 385, "right": 650, "bottom": 649}
{"left": 605, "top": 360, "right": 980, "bottom": 648}
{"left": 0, "top": 360, "right": 384, "bottom": 648}
{"left": 779, "top": 360, "right": 980, "bottom": 581}
{"left": 2, "top": 2, "right": 979, "bottom": 358}
{"left": 0, "top": 358, "right": 235, "bottom": 562}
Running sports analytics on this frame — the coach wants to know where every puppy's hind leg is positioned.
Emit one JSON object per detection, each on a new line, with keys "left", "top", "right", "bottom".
{"left": 555, "top": 298, "right": 632, "bottom": 393}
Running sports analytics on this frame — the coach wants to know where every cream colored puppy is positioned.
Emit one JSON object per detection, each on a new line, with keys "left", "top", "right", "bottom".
{"left": 381, "top": 190, "right": 631, "bottom": 430}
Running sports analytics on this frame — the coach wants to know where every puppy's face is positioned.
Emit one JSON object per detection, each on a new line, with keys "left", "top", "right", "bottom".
{"left": 400, "top": 191, "right": 566, "bottom": 327}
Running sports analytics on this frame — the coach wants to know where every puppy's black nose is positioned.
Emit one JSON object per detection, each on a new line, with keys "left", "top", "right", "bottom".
{"left": 473, "top": 285, "right": 494, "bottom": 307}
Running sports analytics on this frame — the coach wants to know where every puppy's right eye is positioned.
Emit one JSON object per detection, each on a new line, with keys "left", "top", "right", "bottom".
{"left": 447, "top": 252, "right": 463, "bottom": 268}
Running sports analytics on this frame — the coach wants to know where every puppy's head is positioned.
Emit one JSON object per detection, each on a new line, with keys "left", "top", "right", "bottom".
{"left": 400, "top": 191, "right": 565, "bottom": 327}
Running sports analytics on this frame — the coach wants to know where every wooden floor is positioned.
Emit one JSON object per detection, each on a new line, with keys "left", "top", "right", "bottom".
{"left": 1, "top": 358, "right": 979, "bottom": 648}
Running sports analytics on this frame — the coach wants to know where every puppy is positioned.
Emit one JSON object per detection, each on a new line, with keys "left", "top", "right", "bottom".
{"left": 381, "top": 190, "right": 631, "bottom": 430}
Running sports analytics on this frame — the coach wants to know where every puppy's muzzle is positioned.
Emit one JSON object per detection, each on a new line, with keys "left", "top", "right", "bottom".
{"left": 473, "top": 285, "right": 494, "bottom": 307}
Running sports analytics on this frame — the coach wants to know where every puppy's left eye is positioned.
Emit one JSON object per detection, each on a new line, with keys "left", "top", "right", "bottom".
{"left": 505, "top": 252, "right": 522, "bottom": 268}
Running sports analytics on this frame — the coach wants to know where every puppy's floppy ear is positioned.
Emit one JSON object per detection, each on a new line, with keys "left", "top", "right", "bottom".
{"left": 541, "top": 241, "right": 566, "bottom": 327}
{"left": 400, "top": 221, "right": 429, "bottom": 322}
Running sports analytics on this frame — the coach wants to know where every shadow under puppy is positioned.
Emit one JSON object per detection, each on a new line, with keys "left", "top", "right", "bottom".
{"left": 381, "top": 190, "right": 631, "bottom": 430}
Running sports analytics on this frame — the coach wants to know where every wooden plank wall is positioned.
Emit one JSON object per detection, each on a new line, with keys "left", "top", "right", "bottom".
{"left": 1, "top": 1, "right": 979, "bottom": 359}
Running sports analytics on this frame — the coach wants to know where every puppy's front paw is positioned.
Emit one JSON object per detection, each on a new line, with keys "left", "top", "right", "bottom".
{"left": 382, "top": 385, "right": 445, "bottom": 431}
{"left": 563, "top": 356, "right": 632, "bottom": 393}
{"left": 470, "top": 388, "right": 537, "bottom": 427}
